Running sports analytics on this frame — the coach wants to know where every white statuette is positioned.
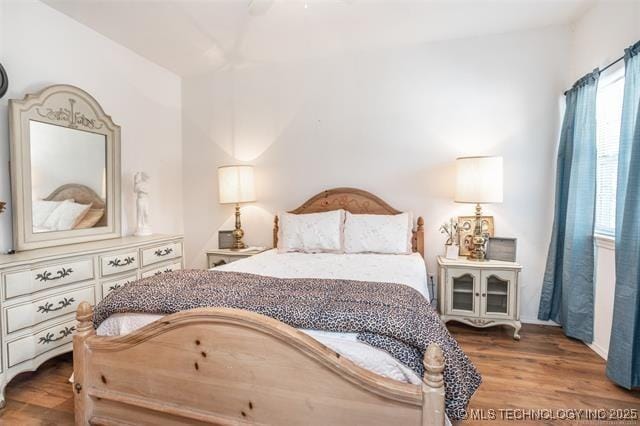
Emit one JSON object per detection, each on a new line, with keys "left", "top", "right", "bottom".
{"left": 134, "top": 172, "right": 152, "bottom": 236}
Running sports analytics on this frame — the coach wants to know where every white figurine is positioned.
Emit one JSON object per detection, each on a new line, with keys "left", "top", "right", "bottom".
{"left": 134, "top": 172, "right": 152, "bottom": 236}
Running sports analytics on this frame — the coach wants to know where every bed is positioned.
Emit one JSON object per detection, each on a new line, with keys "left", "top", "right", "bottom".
{"left": 72, "top": 188, "right": 466, "bottom": 426}
{"left": 97, "top": 249, "right": 430, "bottom": 385}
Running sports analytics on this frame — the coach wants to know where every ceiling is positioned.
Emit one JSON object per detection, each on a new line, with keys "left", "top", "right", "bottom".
{"left": 43, "top": 0, "right": 594, "bottom": 77}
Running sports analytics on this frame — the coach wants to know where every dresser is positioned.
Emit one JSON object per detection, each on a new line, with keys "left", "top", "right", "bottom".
{"left": 0, "top": 234, "right": 183, "bottom": 406}
{"left": 437, "top": 256, "right": 522, "bottom": 340}
{"left": 206, "top": 247, "right": 268, "bottom": 269}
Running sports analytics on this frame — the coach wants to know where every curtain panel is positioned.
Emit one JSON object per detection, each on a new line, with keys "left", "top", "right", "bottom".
{"left": 538, "top": 70, "right": 599, "bottom": 343}
{"left": 608, "top": 41, "right": 640, "bottom": 389}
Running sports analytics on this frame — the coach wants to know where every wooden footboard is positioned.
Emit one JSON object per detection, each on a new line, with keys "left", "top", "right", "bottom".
{"left": 73, "top": 302, "right": 445, "bottom": 425}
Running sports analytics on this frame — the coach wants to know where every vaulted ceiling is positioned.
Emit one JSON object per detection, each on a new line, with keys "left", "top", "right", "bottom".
{"left": 44, "top": 0, "right": 594, "bottom": 76}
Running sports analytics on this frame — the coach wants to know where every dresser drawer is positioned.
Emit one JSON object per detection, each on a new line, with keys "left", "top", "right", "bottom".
{"left": 102, "top": 274, "right": 138, "bottom": 298}
{"left": 8, "top": 319, "right": 76, "bottom": 367}
{"left": 141, "top": 261, "right": 182, "bottom": 279}
{"left": 141, "top": 241, "right": 183, "bottom": 267}
{"left": 100, "top": 250, "right": 139, "bottom": 277}
{"left": 6, "top": 286, "right": 95, "bottom": 334}
{"left": 4, "top": 258, "right": 94, "bottom": 299}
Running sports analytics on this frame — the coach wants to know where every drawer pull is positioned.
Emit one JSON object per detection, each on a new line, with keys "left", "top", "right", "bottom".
{"left": 153, "top": 268, "right": 174, "bottom": 276}
{"left": 107, "top": 256, "right": 135, "bottom": 267}
{"left": 212, "top": 259, "right": 227, "bottom": 267}
{"left": 35, "top": 267, "right": 73, "bottom": 282}
{"left": 154, "top": 248, "right": 174, "bottom": 257}
{"left": 38, "top": 326, "right": 76, "bottom": 345}
{"left": 37, "top": 297, "right": 75, "bottom": 313}
{"left": 109, "top": 280, "right": 134, "bottom": 292}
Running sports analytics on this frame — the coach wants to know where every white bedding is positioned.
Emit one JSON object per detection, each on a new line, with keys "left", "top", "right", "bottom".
{"left": 97, "top": 249, "right": 430, "bottom": 385}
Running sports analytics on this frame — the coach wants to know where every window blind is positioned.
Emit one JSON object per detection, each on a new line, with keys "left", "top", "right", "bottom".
{"left": 595, "top": 74, "right": 625, "bottom": 236}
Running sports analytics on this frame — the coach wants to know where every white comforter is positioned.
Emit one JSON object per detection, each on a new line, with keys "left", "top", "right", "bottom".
{"left": 97, "top": 250, "right": 429, "bottom": 384}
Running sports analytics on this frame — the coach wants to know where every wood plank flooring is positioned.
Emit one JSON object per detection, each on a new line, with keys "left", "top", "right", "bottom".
{"left": 0, "top": 324, "right": 637, "bottom": 425}
{"left": 449, "top": 323, "right": 640, "bottom": 425}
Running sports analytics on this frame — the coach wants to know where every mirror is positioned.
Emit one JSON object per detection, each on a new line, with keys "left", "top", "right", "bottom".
{"left": 30, "top": 121, "right": 107, "bottom": 233}
{"left": 10, "top": 85, "right": 121, "bottom": 251}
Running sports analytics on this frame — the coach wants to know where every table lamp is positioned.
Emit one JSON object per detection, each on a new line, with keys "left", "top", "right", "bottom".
{"left": 455, "top": 156, "right": 503, "bottom": 260}
{"left": 218, "top": 165, "right": 256, "bottom": 250}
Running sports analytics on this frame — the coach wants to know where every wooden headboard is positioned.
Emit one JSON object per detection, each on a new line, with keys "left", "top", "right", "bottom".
{"left": 273, "top": 188, "right": 424, "bottom": 257}
{"left": 44, "top": 183, "right": 107, "bottom": 226}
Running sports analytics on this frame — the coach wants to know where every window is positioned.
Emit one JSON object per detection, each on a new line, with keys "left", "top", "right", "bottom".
{"left": 595, "top": 69, "right": 625, "bottom": 236}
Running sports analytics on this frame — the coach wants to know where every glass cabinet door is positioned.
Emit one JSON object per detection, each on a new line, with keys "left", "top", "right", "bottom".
{"left": 481, "top": 271, "right": 515, "bottom": 318}
{"left": 448, "top": 269, "right": 479, "bottom": 316}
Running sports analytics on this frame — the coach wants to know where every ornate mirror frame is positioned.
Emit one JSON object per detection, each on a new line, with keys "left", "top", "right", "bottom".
{"left": 9, "top": 84, "right": 121, "bottom": 251}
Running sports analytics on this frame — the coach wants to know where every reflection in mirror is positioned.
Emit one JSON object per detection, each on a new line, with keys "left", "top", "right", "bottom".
{"left": 29, "top": 120, "right": 107, "bottom": 233}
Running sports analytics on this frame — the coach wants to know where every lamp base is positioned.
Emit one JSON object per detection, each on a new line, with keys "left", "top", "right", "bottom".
{"left": 231, "top": 204, "right": 246, "bottom": 250}
{"left": 468, "top": 203, "right": 487, "bottom": 261}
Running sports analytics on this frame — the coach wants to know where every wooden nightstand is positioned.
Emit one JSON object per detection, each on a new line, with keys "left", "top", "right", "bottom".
{"left": 206, "top": 248, "right": 268, "bottom": 269}
{"left": 437, "top": 256, "right": 523, "bottom": 340}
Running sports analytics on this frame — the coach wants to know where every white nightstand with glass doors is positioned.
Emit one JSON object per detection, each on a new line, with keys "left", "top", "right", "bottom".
{"left": 437, "top": 256, "right": 522, "bottom": 340}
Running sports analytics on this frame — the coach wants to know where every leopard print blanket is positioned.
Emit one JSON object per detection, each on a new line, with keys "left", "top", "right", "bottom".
{"left": 93, "top": 270, "right": 481, "bottom": 419}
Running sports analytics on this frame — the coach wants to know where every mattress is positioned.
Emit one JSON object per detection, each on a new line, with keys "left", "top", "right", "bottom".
{"left": 97, "top": 249, "right": 430, "bottom": 385}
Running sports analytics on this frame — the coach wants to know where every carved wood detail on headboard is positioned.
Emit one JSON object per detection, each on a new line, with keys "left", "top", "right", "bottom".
{"left": 273, "top": 188, "right": 424, "bottom": 258}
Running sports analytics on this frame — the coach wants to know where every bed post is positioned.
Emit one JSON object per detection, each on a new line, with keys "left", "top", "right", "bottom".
{"left": 416, "top": 216, "right": 425, "bottom": 258}
{"left": 421, "top": 343, "right": 445, "bottom": 426}
{"left": 74, "top": 301, "right": 95, "bottom": 426}
{"left": 273, "top": 215, "right": 279, "bottom": 248}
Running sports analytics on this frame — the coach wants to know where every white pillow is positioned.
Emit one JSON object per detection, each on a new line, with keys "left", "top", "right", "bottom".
{"left": 278, "top": 210, "right": 344, "bottom": 253}
{"left": 344, "top": 212, "right": 413, "bottom": 254}
{"left": 32, "top": 200, "right": 64, "bottom": 228}
{"left": 43, "top": 200, "right": 92, "bottom": 231}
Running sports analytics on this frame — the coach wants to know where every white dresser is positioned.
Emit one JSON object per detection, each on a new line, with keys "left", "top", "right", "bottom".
{"left": 0, "top": 234, "right": 183, "bottom": 406}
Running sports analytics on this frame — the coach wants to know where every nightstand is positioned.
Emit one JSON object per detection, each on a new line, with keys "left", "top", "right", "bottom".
{"left": 437, "top": 256, "right": 522, "bottom": 340}
{"left": 206, "top": 248, "right": 269, "bottom": 269}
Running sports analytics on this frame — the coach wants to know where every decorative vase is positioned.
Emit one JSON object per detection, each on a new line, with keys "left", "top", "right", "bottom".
{"left": 445, "top": 244, "right": 459, "bottom": 260}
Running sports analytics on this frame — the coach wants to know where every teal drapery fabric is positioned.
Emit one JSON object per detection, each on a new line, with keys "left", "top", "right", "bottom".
{"left": 607, "top": 41, "right": 640, "bottom": 389}
{"left": 538, "top": 70, "right": 599, "bottom": 343}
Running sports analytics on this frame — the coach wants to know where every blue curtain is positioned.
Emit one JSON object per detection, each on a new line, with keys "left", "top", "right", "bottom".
{"left": 607, "top": 41, "right": 640, "bottom": 389}
{"left": 538, "top": 70, "right": 599, "bottom": 343}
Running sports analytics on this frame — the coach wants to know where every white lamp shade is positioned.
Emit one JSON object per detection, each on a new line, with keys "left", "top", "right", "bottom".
{"left": 455, "top": 156, "right": 503, "bottom": 203}
{"left": 218, "top": 165, "right": 256, "bottom": 204}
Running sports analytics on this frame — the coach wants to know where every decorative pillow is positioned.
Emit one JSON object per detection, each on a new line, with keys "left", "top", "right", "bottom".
{"left": 44, "top": 201, "right": 92, "bottom": 231}
{"left": 74, "top": 208, "right": 105, "bottom": 229}
{"left": 32, "top": 200, "right": 64, "bottom": 228}
{"left": 278, "top": 210, "right": 344, "bottom": 253}
{"left": 343, "top": 212, "right": 413, "bottom": 254}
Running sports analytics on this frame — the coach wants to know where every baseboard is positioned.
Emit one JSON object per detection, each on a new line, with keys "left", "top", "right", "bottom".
{"left": 588, "top": 342, "right": 608, "bottom": 360}
{"left": 520, "top": 318, "right": 560, "bottom": 326}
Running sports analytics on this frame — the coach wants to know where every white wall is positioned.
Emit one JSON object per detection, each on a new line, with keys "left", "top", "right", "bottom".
{"left": 0, "top": 0, "right": 183, "bottom": 252}
{"left": 182, "top": 25, "right": 571, "bottom": 323}
{"left": 568, "top": 0, "right": 640, "bottom": 359}
{"left": 569, "top": 0, "right": 640, "bottom": 84}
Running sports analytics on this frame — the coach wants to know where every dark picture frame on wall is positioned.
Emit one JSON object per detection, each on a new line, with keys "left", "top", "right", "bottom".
{"left": 486, "top": 237, "right": 517, "bottom": 262}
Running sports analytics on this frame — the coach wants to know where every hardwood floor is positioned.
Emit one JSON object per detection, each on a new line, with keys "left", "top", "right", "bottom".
{"left": 0, "top": 352, "right": 74, "bottom": 425}
{"left": 0, "top": 324, "right": 637, "bottom": 425}
{"left": 450, "top": 323, "right": 640, "bottom": 425}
